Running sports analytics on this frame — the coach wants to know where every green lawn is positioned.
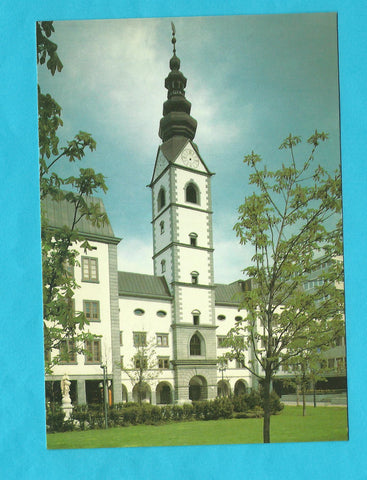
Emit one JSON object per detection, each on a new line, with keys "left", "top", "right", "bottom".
{"left": 47, "top": 406, "right": 348, "bottom": 449}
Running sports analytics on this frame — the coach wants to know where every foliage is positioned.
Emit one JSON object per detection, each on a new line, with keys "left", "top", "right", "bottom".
{"left": 193, "top": 397, "right": 234, "bottom": 421}
{"left": 266, "top": 390, "right": 284, "bottom": 415}
{"left": 46, "top": 403, "right": 73, "bottom": 433}
{"left": 49, "top": 395, "right": 268, "bottom": 432}
{"left": 37, "top": 21, "right": 108, "bottom": 373}
{"left": 122, "top": 337, "right": 161, "bottom": 404}
{"left": 225, "top": 132, "right": 344, "bottom": 443}
{"left": 231, "top": 390, "right": 283, "bottom": 416}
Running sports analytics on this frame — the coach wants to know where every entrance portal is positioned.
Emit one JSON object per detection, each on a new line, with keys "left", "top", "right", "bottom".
{"left": 189, "top": 375, "right": 208, "bottom": 401}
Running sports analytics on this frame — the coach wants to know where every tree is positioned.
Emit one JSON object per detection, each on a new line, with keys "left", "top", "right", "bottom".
{"left": 37, "top": 22, "right": 108, "bottom": 373}
{"left": 123, "top": 335, "right": 160, "bottom": 404}
{"left": 283, "top": 348, "right": 329, "bottom": 415}
{"left": 225, "top": 132, "right": 344, "bottom": 443}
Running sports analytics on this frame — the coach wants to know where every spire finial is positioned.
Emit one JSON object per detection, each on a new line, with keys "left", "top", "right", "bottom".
{"left": 171, "top": 22, "right": 176, "bottom": 55}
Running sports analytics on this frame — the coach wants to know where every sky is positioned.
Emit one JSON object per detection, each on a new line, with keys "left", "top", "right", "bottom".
{"left": 37, "top": 13, "right": 341, "bottom": 283}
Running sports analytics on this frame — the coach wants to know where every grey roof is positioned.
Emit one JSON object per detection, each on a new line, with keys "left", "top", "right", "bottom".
{"left": 160, "top": 136, "right": 190, "bottom": 162}
{"left": 214, "top": 280, "right": 250, "bottom": 305}
{"left": 118, "top": 271, "right": 172, "bottom": 299}
{"left": 118, "top": 272, "right": 248, "bottom": 304}
{"left": 42, "top": 194, "right": 118, "bottom": 242}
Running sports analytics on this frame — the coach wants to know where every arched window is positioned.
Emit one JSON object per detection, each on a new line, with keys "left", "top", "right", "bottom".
{"left": 158, "top": 188, "right": 166, "bottom": 211}
{"left": 189, "top": 232, "right": 198, "bottom": 246}
{"left": 192, "top": 309, "right": 201, "bottom": 325}
{"left": 190, "top": 334, "right": 201, "bottom": 356}
{"left": 160, "top": 221, "right": 165, "bottom": 234}
{"left": 185, "top": 182, "right": 199, "bottom": 204}
{"left": 161, "top": 260, "right": 166, "bottom": 273}
{"left": 191, "top": 271, "right": 199, "bottom": 284}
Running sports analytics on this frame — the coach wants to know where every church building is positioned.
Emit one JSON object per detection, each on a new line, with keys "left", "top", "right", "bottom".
{"left": 44, "top": 27, "right": 346, "bottom": 407}
{"left": 44, "top": 29, "right": 254, "bottom": 406}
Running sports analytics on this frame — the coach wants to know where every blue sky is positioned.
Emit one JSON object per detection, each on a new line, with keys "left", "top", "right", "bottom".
{"left": 38, "top": 13, "right": 340, "bottom": 283}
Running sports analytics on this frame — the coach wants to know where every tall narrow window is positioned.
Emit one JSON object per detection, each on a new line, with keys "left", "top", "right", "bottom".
{"left": 158, "top": 187, "right": 166, "bottom": 211}
{"left": 158, "top": 357, "right": 170, "bottom": 369}
{"left": 160, "top": 221, "right": 165, "bottom": 234}
{"left": 83, "top": 300, "right": 100, "bottom": 322}
{"left": 85, "top": 339, "right": 101, "bottom": 364}
{"left": 81, "top": 257, "right": 99, "bottom": 282}
{"left": 191, "top": 271, "right": 199, "bottom": 284}
{"left": 190, "top": 334, "right": 201, "bottom": 355}
{"left": 192, "top": 309, "right": 201, "bottom": 325}
{"left": 59, "top": 339, "right": 77, "bottom": 364}
{"left": 189, "top": 232, "right": 198, "bottom": 246}
{"left": 133, "top": 332, "right": 147, "bottom": 347}
{"left": 185, "top": 182, "right": 199, "bottom": 204}
{"left": 161, "top": 259, "right": 166, "bottom": 273}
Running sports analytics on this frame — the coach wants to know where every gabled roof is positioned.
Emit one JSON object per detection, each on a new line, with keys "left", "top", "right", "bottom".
{"left": 118, "top": 271, "right": 172, "bottom": 299}
{"left": 42, "top": 194, "right": 119, "bottom": 244}
{"left": 149, "top": 137, "right": 213, "bottom": 186}
{"left": 160, "top": 136, "right": 189, "bottom": 162}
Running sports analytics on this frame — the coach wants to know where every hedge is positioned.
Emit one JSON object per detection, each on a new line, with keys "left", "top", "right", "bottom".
{"left": 47, "top": 391, "right": 283, "bottom": 432}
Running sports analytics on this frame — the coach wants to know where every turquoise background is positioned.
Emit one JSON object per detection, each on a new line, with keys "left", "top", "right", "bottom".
{"left": 1, "top": 1, "right": 365, "bottom": 478}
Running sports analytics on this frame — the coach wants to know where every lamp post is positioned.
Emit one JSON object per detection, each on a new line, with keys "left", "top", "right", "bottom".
{"left": 100, "top": 364, "right": 108, "bottom": 429}
{"left": 218, "top": 358, "right": 227, "bottom": 397}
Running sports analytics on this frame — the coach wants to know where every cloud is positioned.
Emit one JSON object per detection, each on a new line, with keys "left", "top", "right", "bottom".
{"left": 117, "top": 236, "right": 153, "bottom": 275}
{"left": 213, "top": 238, "right": 254, "bottom": 284}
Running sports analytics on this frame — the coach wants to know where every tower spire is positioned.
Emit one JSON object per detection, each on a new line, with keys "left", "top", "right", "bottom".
{"left": 158, "top": 24, "right": 197, "bottom": 142}
{"left": 171, "top": 22, "right": 176, "bottom": 55}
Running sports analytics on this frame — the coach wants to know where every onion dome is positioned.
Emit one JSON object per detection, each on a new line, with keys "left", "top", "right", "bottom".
{"left": 159, "top": 24, "right": 197, "bottom": 142}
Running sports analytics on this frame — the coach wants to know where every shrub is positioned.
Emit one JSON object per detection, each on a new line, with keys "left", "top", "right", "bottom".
{"left": 171, "top": 405, "right": 184, "bottom": 421}
{"left": 246, "top": 390, "right": 262, "bottom": 410}
{"left": 267, "top": 390, "right": 284, "bottom": 414}
{"left": 46, "top": 404, "right": 65, "bottom": 433}
{"left": 216, "top": 397, "right": 233, "bottom": 419}
{"left": 192, "top": 401, "right": 205, "bottom": 420}
{"left": 232, "top": 394, "right": 249, "bottom": 413}
{"left": 150, "top": 405, "right": 163, "bottom": 424}
{"left": 182, "top": 403, "right": 194, "bottom": 420}
{"left": 192, "top": 398, "right": 233, "bottom": 421}
{"left": 160, "top": 405, "right": 172, "bottom": 422}
{"left": 72, "top": 405, "right": 89, "bottom": 430}
{"left": 122, "top": 406, "right": 140, "bottom": 425}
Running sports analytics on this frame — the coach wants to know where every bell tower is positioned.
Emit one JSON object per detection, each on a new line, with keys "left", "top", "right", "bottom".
{"left": 149, "top": 24, "right": 218, "bottom": 403}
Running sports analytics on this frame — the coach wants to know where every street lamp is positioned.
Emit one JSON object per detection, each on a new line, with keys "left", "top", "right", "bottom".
{"left": 100, "top": 364, "right": 108, "bottom": 429}
{"left": 218, "top": 358, "right": 227, "bottom": 397}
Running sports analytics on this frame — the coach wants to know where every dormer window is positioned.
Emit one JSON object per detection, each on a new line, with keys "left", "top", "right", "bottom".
{"left": 158, "top": 187, "right": 166, "bottom": 211}
{"left": 191, "top": 271, "right": 199, "bottom": 284}
{"left": 185, "top": 182, "right": 199, "bottom": 204}
{"left": 189, "top": 232, "right": 198, "bottom": 246}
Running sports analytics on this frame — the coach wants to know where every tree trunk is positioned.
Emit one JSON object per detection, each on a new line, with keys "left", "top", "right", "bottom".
{"left": 262, "top": 374, "right": 271, "bottom": 443}
{"left": 302, "top": 377, "right": 306, "bottom": 416}
{"left": 313, "top": 382, "right": 317, "bottom": 408}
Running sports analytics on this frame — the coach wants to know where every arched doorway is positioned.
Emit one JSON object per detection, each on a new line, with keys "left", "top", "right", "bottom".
{"left": 156, "top": 382, "right": 173, "bottom": 404}
{"left": 234, "top": 379, "right": 248, "bottom": 396}
{"left": 189, "top": 375, "right": 208, "bottom": 401}
{"left": 217, "top": 380, "right": 230, "bottom": 397}
{"left": 132, "top": 382, "right": 151, "bottom": 404}
{"left": 121, "top": 384, "right": 128, "bottom": 403}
